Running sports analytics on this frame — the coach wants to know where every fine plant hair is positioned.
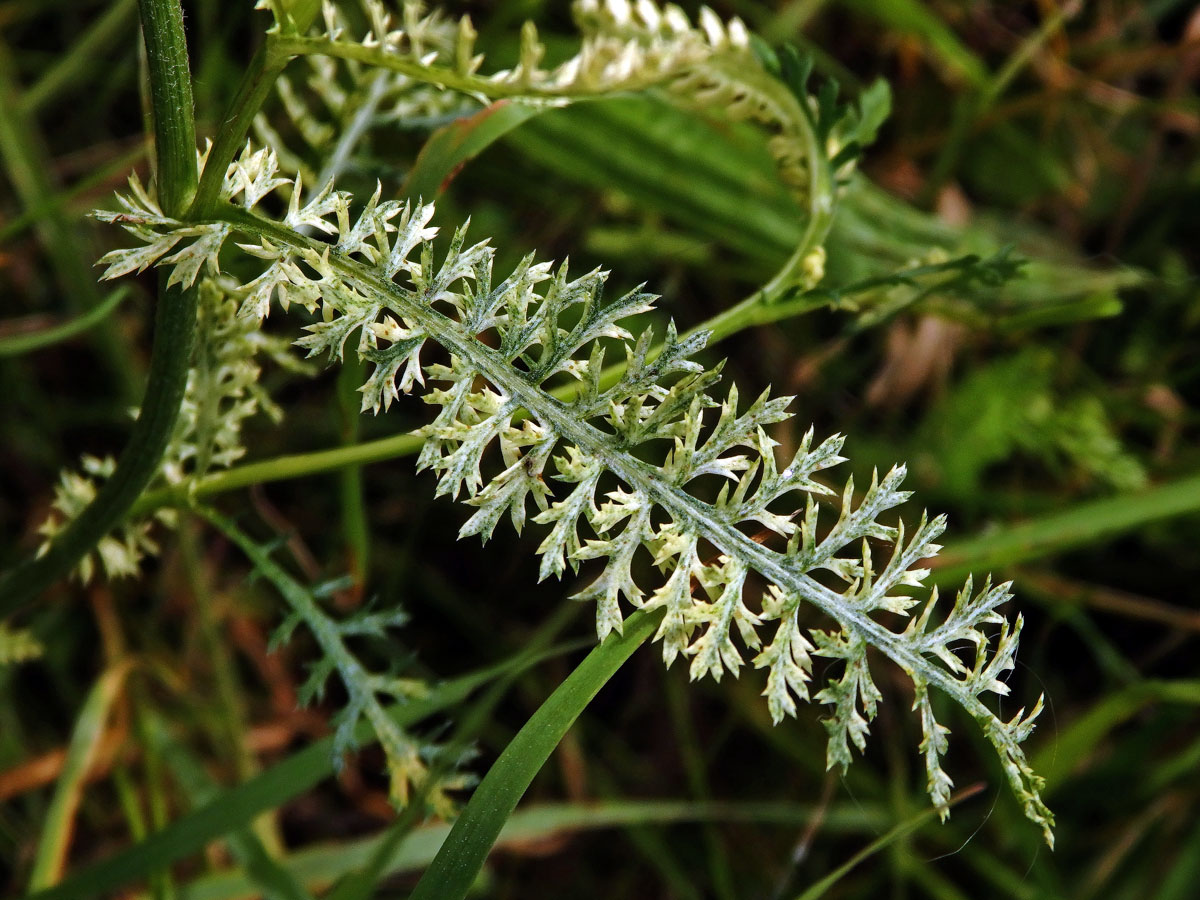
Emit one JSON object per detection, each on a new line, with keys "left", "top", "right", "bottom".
{"left": 20, "top": 0, "right": 1054, "bottom": 859}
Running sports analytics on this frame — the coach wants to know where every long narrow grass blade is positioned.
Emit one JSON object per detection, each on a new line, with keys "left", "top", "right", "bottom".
{"left": 23, "top": 646, "right": 566, "bottom": 900}
{"left": 27, "top": 664, "right": 131, "bottom": 891}
{"left": 408, "top": 607, "right": 665, "bottom": 900}
{"left": 792, "top": 783, "right": 986, "bottom": 900}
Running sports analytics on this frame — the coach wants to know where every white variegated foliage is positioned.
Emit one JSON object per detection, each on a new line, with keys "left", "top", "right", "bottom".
{"left": 42, "top": 155, "right": 310, "bottom": 583}
{"left": 92, "top": 143, "right": 1054, "bottom": 843}
{"left": 260, "top": 0, "right": 886, "bottom": 211}
{"left": 253, "top": 1, "right": 475, "bottom": 188}
{"left": 37, "top": 454, "right": 175, "bottom": 583}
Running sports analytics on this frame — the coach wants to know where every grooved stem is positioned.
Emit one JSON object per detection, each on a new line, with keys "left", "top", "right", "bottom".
{"left": 0, "top": 278, "right": 197, "bottom": 616}
{"left": 0, "top": 0, "right": 198, "bottom": 616}
{"left": 138, "top": 0, "right": 196, "bottom": 217}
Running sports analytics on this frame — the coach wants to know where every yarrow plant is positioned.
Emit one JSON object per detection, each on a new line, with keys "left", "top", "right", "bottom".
{"left": 4, "top": 2, "right": 1056, "bottom": 896}
{"left": 91, "top": 134, "right": 1054, "bottom": 843}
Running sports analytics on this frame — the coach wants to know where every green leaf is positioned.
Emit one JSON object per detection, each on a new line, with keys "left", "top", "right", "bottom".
{"left": 23, "top": 645, "right": 564, "bottom": 900}
{"left": 403, "top": 101, "right": 542, "bottom": 202}
{"left": 27, "top": 665, "right": 132, "bottom": 891}
{"left": 792, "top": 784, "right": 986, "bottom": 900}
{"left": 408, "top": 607, "right": 665, "bottom": 900}
{"left": 933, "top": 471, "right": 1200, "bottom": 585}
{"left": 178, "top": 799, "right": 889, "bottom": 900}
{"left": 0, "top": 288, "right": 129, "bottom": 358}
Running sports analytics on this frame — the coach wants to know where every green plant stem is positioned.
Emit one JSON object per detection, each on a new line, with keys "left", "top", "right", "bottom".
{"left": 409, "top": 607, "right": 664, "bottom": 900}
{"left": 0, "top": 274, "right": 197, "bottom": 616}
{"left": 0, "top": 288, "right": 129, "bottom": 358}
{"left": 188, "top": 3, "right": 321, "bottom": 217}
{"left": 271, "top": 35, "right": 644, "bottom": 99}
{"left": 134, "top": 686, "right": 177, "bottom": 900}
{"left": 336, "top": 355, "right": 369, "bottom": 589}
{"left": 792, "top": 784, "right": 985, "bottom": 900}
{"left": 0, "top": 0, "right": 198, "bottom": 616}
{"left": 138, "top": 0, "right": 196, "bottom": 216}
{"left": 188, "top": 43, "right": 287, "bottom": 217}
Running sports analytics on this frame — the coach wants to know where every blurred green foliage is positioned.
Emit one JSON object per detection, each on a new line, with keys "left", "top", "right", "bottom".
{"left": 1, "top": 1, "right": 1199, "bottom": 898}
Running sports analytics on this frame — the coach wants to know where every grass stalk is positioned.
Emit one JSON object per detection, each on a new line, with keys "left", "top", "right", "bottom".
{"left": 0, "top": 0, "right": 197, "bottom": 615}
{"left": 408, "top": 607, "right": 664, "bottom": 900}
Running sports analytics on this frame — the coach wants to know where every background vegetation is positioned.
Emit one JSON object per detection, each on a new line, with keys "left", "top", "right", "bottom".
{"left": 1, "top": 1, "right": 1198, "bottom": 898}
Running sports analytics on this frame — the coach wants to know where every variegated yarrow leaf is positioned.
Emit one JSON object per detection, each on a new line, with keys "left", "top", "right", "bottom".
{"left": 268, "top": 0, "right": 888, "bottom": 220}
{"left": 95, "top": 142, "right": 1054, "bottom": 843}
{"left": 36, "top": 455, "right": 174, "bottom": 583}
{"left": 254, "top": 1, "right": 476, "bottom": 188}
{"left": 48, "top": 148, "right": 318, "bottom": 585}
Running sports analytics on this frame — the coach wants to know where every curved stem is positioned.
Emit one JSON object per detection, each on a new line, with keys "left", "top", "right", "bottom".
{"left": 187, "top": 4, "right": 322, "bottom": 217}
{"left": 0, "top": 288, "right": 129, "bottom": 358}
{"left": 408, "top": 607, "right": 664, "bottom": 900}
{"left": 188, "top": 41, "right": 289, "bottom": 217}
{"left": 0, "top": 277, "right": 197, "bottom": 615}
{"left": 0, "top": 0, "right": 197, "bottom": 616}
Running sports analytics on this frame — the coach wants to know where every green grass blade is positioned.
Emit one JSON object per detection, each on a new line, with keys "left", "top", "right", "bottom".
{"left": 836, "top": 0, "right": 988, "bottom": 88}
{"left": 177, "top": 800, "right": 888, "bottom": 900}
{"left": 0, "top": 288, "right": 129, "bottom": 358}
{"left": 792, "top": 784, "right": 985, "bottom": 900}
{"left": 1033, "top": 680, "right": 1200, "bottom": 792}
{"left": 0, "top": 39, "right": 138, "bottom": 397}
{"left": 321, "top": 603, "right": 584, "bottom": 900}
{"left": 22, "top": 646, "right": 563, "bottom": 900}
{"left": 21, "top": 0, "right": 137, "bottom": 113}
{"left": 150, "top": 716, "right": 315, "bottom": 900}
{"left": 402, "top": 100, "right": 541, "bottom": 201}
{"left": 26, "top": 664, "right": 131, "bottom": 891}
{"left": 0, "top": 143, "right": 144, "bottom": 245}
{"left": 509, "top": 99, "right": 801, "bottom": 267}
{"left": 408, "top": 607, "right": 665, "bottom": 900}
{"left": 933, "top": 472, "right": 1200, "bottom": 584}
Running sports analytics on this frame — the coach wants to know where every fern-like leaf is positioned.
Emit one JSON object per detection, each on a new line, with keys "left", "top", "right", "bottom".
{"left": 266, "top": 0, "right": 888, "bottom": 228}
{"left": 94, "top": 144, "right": 1054, "bottom": 844}
{"left": 206, "top": 509, "right": 468, "bottom": 816}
